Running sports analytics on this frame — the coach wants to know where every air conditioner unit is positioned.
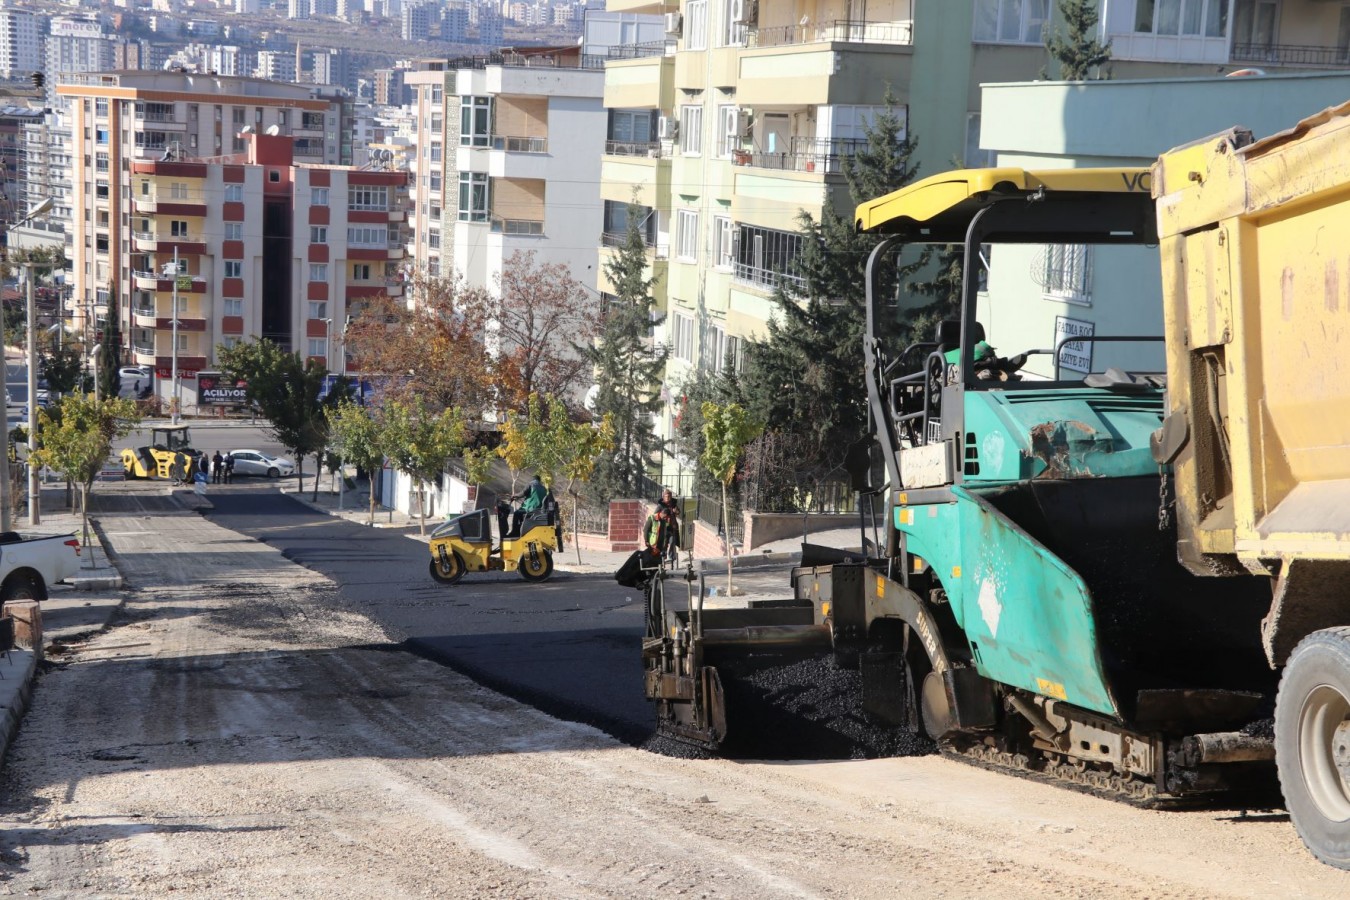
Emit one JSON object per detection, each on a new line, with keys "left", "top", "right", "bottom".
{"left": 664, "top": 11, "right": 683, "bottom": 36}
{"left": 657, "top": 115, "right": 679, "bottom": 140}
{"left": 738, "top": 109, "right": 754, "bottom": 139}
{"left": 735, "top": 0, "right": 758, "bottom": 26}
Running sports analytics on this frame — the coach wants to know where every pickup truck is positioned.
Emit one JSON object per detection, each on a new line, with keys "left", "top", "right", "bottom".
{"left": 0, "top": 532, "right": 83, "bottom": 603}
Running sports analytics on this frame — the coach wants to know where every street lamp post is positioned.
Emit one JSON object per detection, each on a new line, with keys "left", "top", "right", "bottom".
{"left": 164, "top": 247, "right": 181, "bottom": 424}
{"left": 91, "top": 344, "right": 102, "bottom": 402}
{"left": 25, "top": 262, "right": 39, "bottom": 525}
{"left": 2, "top": 197, "right": 56, "bottom": 532}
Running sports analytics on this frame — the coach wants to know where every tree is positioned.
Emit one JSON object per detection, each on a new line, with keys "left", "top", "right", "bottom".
{"left": 585, "top": 200, "right": 669, "bottom": 503}
{"left": 379, "top": 397, "right": 467, "bottom": 535}
{"left": 219, "top": 338, "right": 340, "bottom": 497}
{"left": 1046, "top": 0, "right": 1111, "bottom": 80}
{"left": 342, "top": 273, "right": 493, "bottom": 417}
{"left": 670, "top": 367, "right": 742, "bottom": 499}
{"left": 0, "top": 243, "right": 66, "bottom": 349}
{"left": 96, "top": 279, "right": 123, "bottom": 400}
{"left": 739, "top": 90, "right": 923, "bottom": 507}
{"left": 326, "top": 400, "right": 386, "bottom": 525}
{"left": 498, "top": 393, "right": 615, "bottom": 563}
{"left": 30, "top": 393, "right": 141, "bottom": 563}
{"left": 700, "top": 402, "right": 762, "bottom": 596}
{"left": 40, "top": 344, "right": 84, "bottom": 400}
{"left": 487, "top": 250, "right": 602, "bottom": 414}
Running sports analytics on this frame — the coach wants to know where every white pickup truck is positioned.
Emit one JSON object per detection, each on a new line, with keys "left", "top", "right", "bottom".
{"left": 0, "top": 532, "right": 84, "bottom": 603}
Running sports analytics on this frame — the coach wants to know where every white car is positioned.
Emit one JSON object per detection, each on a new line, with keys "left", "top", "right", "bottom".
{"left": 229, "top": 449, "right": 295, "bottom": 478}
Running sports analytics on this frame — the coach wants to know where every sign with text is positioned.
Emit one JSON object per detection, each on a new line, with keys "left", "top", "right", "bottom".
{"left": 1054, "top": 315, "right": 1095, "bottom": 375}
{"left": 197, "top": 373, "right": 248, "bottom": 405}
{"left": 155, "top": 367, "right": 199, "bottom": 380}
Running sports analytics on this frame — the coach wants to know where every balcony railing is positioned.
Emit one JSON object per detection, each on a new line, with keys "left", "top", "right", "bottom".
{"left": 137, "top": 111, "right": 178, "bottom": 123}
{"left": 135, "top": 231, "right": 196, "bottom": 244}
{"left": 132, "top": 341, "right": 156, "bottom": 355}
{"left": 602, "top": 230, "right": 668, "bottom": 258}
{"left": 1231, "top": 42, "right": 1350, "bottom": 67}
{"left": 491, "top": 135, "right": 547, "bottom": 153}
{"left": 607, "top": 39, "right": 675, "bottom": 60}
{"left": 446, "top": 51, "right": 606, "bottom": 71}
{"left": 749, "top": 19, "right": 913, "bottom": 49}
{"left": 733, "top": 261, "right": 805, "bottom": 291}
{"left": 605, "top": 140, "right": 664, "bottom": 158}
{"left": 733, "top": 136, "right": 868, "bottom": 174}
{"left": 491, "top": 217, "right": 544, "bottom": 235}
{"left": 132, "top": 303, "right": 156, "bottom": 318}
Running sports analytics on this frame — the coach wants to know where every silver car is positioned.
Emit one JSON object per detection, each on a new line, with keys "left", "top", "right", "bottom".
{"left": 228, "top": 449, "right": 295, "bottom": 478}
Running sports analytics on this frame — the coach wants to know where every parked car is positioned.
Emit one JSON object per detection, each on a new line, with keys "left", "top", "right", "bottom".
{"left": 229, "top": 449, "right": 295, "bottom": 478}
{"left": 0, "top": 530, "right": 84, "bottom": 602}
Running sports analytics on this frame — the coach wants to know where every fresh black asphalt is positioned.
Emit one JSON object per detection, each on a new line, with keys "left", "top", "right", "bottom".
{"left": 200, "top": 488, "right": 655, "bottom": 744}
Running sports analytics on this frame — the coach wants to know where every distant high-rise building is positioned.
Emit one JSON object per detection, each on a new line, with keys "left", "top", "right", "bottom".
{"left": 254, "top": 49, "right": 297, "bottom": 82}
{"left": 477, "top": 10, "right": 503, "bottom": 46}
{"left": 46, "top": 18, "right": 114, "bottom": 106}
{"left": 288, "top": 0, "right": 311, "bottom": 19}
{"left": 309, "top": 48, "right": 351, "bottom": 90}
{"left": 113, "top": 39, "right": 146, "bottom": 71}
{"left": 312, "top": 0, "right": 338, "bottom": 16}
{"left": 402, "top": 2, "right": 433, "bottom": 41}
{"left": 236, "top": 0, "right": 260, "bottom": 13}
{"left": 0, "top": 6, "right": 43, "bottom": 80}
{"left": 442, "top": 3, "right": 469, "bottom": 41}
{"left": 373, "top": 67, "right": 408, "bottom": 107}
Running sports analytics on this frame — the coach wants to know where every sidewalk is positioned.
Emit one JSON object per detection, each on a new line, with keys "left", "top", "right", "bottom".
{"left": 0, "top": 484, "right": 135, "bottom": 769}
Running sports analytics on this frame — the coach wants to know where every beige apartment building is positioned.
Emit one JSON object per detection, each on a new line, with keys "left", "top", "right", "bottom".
{"left": 55, "top": 72, "right": 398, "bottom": 410}
{"left": 601, "top": 0, "right": 1350, "bottom": 486}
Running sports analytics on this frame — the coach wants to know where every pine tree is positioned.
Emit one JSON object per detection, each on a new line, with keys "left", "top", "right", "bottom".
{"left": 1046, "top": 0, "right": 1111, "bottom": 80}
{"left": 584, "top": 201, "right": 669, "bottom": 503}
{"left": 739, "top": 90, "right": 923, "bottom": 501}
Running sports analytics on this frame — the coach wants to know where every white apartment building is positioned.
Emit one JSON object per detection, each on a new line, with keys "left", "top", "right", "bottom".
{"left": 403, "top": 46, "right": 605, "bottom": 297}
{"left": 0, "top": 6, "right": 43, "bottom": 80}
{"left": 255, "top": 49, "right": 298, "bottom": 82}
{"left": 45, "top": 18, "right": 113, "bottom": 105}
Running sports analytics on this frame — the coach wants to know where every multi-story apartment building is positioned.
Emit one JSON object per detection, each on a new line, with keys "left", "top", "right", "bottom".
{"left": 403, "top": 46, "right": 605, "bottom": 292}
{"left": 46, "top": 18, "right": 114, "bottom": 106}
{"left": 121, "top": 131, "right": 407, "bottom": 409}
{"left": 54, "top": 71, "right": 362, "bottom": 406}
{"left": 0, "top": 105, "right": 42, "bottom": 232}
{"left": 601, "top": 0, "right": 1350, "bottom": 486}
{"left": 403, "top": 1, "right": 435, "bottom": 40}
{"left": 0, "top": 5, "right": 43, "bottom": 81}
{"left": 255, "top": 49, "right": 298, "bottom": 82}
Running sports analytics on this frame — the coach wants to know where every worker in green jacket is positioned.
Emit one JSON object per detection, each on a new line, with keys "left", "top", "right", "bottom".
{"left": 511, "top": 475, "right": 549, "bottom": 536}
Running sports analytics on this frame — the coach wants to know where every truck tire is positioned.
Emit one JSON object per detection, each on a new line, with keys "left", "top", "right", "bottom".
{"left": 1, "top": 571, "right": 47, "bottom": 603}
{"left": 1275, "top": 626, "right": 1350, "bottom": 870}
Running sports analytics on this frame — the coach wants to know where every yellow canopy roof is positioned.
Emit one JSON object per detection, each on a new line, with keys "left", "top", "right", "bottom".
{"left": 854, "top": 167, "right": 1153, "bottom": 237}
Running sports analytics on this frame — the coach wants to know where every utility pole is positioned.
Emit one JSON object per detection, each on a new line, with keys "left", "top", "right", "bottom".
{"left": 25, "top": 262, "right": 39, "bottom": 525}
{"left": 169, "top": 246, "right": 180, "bottom": 424}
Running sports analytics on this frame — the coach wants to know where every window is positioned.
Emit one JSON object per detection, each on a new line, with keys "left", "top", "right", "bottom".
{"left": 140, "top": 180, "right": 150, "bottom": 196}
{"left": 308, "top": 301, "right": 328, "bottom": 319}
{"left": 460, "top": 96, "right": 492, "bottom": 147}
{"left": 224, "top": 260, "right": 242, "bottom": 278}
{"left": 278, "top": 110, "right": 288, "bottom": 126}
{"left": 680, "top": 104, "right": 703, "bottom": 156}
{"left": 686, "top": 0, "right": 707, "bottom": 49}
{"left": 307, "top": 338, "right": 328, "bottom": 358}
{"left": 670, "top": 311, "right": 695, "bottom": 362}
{"left": 609, "top": 109, "right": 654, "bottom": 145}
{"left": 225, "top": 223, "right": 242, "bottom": 240}
{"left": 232, "top": 108, "right": 246, "bottom": 125}
{"left": 676, "top": 209, "right": 699, "bottom": 261}
{"left": 714, "top": 215, "right": 733, "bottom": 269}
{"left": 170, "top": 220, "right": 189, "bottom": 237}
{"left": 734, "top": 224, "right": 804, "bottom": 290}
{"left": 95, "top": 152, "right": 109, "bottom": 173}
{"left": 95, "top": 128, "right": 108, "bottom": 145}
{"left": 1232, "top": 0, "right": 1274, "bottom": 47}
{"left": 170, "top": 182, "right": 189, "bottom": 200}
{"left": 458, "top": 172, "right": 489, "bottom": 222}
{"left": 224, "top": 184, "right": 243, "bottom": 202}
{"left": 717, "top": 105, "right": 740, "bottom": 158}
{"left": 309, "top": 264, "right": 328, "bottom": 281}
{"left": 1137, "top": 0, "right": 1228, "bottom": 36}
{"left": 222, "top": 336, "right": 240, "bottom": 349}
{"left": 268, "top": 170, "right": 280, "bottom": 183}
{"left": 973, "top": 0, "right": 1048, "bottom": 44}
{"left": 428, "top": 231, "right": 441, "bottom": 248}
{"left": 348, "top": 185, "right": 388, "bottom": 210}
{"left": 353, "top": 263, "right": 371, "bottom": 280}
{"left": 1037, "top": 244, "right": 1092, "bottom": 303}
{"left": 223, "top": 298, "right": 243, "bottom": 316}
{"left": 310, "top": 226, "right": 327, "bottom": 243}
{"left": 721, "top": 0, "right": 748, "bottom": 45}
{"left": 312, "top": 187, "right": 329, "bottom": 205}
{"left": 347, "top": 226, "right": 388, "bottom": 246}
{"left": 603, "top": 200, "right": 656, "bottom": 245}
{"left": 699, "top": 321, "right": 726, "bottom": 372}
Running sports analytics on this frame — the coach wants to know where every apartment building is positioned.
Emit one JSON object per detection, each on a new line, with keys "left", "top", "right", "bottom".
{"left": 46, "top": 18, "right": 114, "bottom": 106}
{"left": 54, "top": 71, "right": 360, "bottom": 406}
{"left": 601, "top": 0, "right": 1350, "bottom": 485}
{"left": 403, "top": 46, "right": 606, "bottom": 294}
{"left": 123, "top": 131, "right": 408, "bottom": 410}
{"left": 0, "top": 5, "right": 43, "bottom": 80}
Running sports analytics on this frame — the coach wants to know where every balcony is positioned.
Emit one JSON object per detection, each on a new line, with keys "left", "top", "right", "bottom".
{"left": 1231, "top": 42, "right": 1350, "bottom": 67}
{"left": 133, "top": 232, "right": 205, "bottom": 254}
{"left": 491, "top": 135, "right": 547, "bottom": 153}
{"left": 601, "top": 230, "right": 668, "bottom": 259}
{"left": 133, "top": 194, "right": 206, "bottom": 215}
{"left": 730, "top": 137, "right": 867, "bottom": 175}
{"left": 607, "top": 39, "right": 674, "bottom": 60}
{"left": 604, "top": 53, "right": 675, "bottom": 111}
{"left": 132, "top": 271, "right": 208, "bottom": 292}
{"left": 605, "top": 140, "right": 664, "bottom": 158}
{"left": 736, "top": 20, "right": 913, "bottom": 106}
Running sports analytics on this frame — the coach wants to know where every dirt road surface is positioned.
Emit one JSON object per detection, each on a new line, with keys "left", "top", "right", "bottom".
{"left": 0, "top": 503, "right": 1346, "bottom": 898}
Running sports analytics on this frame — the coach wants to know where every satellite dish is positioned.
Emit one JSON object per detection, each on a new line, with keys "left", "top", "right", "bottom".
{"left": 265, "top": 124, "right": 281, "bottom": 136}
{"left": 240, "top": 125, "right": 255, "bottom": 134}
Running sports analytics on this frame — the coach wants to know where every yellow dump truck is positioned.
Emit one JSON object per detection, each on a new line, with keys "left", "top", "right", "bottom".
{"left": 1152, "top": 101, "right": 1350, "bottom": 867}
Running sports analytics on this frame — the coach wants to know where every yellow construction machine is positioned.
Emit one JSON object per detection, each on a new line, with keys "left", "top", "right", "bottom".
{"left": 121, "top": 424, "right": 198, "bottom": 481}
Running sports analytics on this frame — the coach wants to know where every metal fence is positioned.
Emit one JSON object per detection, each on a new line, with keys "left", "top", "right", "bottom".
{"left": 574, "top": 504, "right": 609, "bottom": 535}
{"left": 1231, "top": 42, "right": 1350, "bottom": 67}
{"left": 695, "top": 492, "right": 745, "bottom": 544}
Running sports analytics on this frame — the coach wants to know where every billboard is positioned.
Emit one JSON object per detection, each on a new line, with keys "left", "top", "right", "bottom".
{"left": 197, "top": 372, "right": 249, "bottom": 405}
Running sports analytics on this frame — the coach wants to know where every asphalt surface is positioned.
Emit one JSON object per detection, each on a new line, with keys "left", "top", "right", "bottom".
{"left": 197, "top": 486, "right": 656, "bottom": 744}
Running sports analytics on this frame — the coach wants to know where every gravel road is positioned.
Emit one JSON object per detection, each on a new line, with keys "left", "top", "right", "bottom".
{"left": 0, "top": 497, "right": 1346, "bottom": 897}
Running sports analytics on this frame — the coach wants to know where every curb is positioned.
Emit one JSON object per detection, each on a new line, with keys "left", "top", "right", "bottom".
{"left": 0, "top": 649, "right": 37, "bottom": 770}
{"left": 70, "top": 574, "right": 123, "bottom": 591}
